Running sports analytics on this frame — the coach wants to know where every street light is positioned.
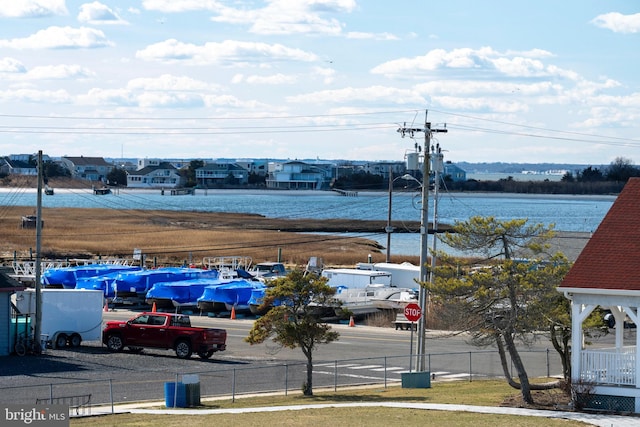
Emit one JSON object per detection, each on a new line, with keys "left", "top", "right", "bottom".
{"left": 386, "top": 172, "right": 422, "bottom": 263}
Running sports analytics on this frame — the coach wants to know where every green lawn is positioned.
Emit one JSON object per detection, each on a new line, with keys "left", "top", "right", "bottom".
{"left": 71, "top": 380, "right": 591, "bottom": 427}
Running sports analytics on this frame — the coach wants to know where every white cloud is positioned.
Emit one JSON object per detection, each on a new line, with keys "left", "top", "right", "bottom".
{"left": 434, "top": 96, "right": 529, "bottom": 114}
{"left": 78, "top": 88, "right": 134, "bottom": 106}
{"left": 127, "top": 74, "right": 219, "bottom": 91}
{"left": 414, "top": 80, "right": 556, "bottom": 96}
{"left": 77, "top": 74, "right": 231, "bottom": 109}
{"left": 136, "top": 92, "right": 205, "bottom": 108}
{"left": 142, "top": 0, "right": 222, "bottom": 13}
{"left": 136, "top": 39, "right": 318, "bottom": 65}
{"left": 78, "top": 1, "right": 129, "bottom": 25}
{"left": 287, "top": 85, "right": 425, "bottom": 104}
{"left": 591, "top": 12, "right": 640, "bottom": 34}
{"left": 243, "top": 73, "right": 298, "bottom": 84}
{"left": 371, "top": 47, "right": 578, "bottom": 80}
{"left": 0, "top": 0, "right": 67, "bottom": 18}
{"left": 0, "top": 26, "right": 113, "bottom": 49}
{"left": 0, "top": 57, "right": 27, "bottom": 73}
{"left": 25, "top": 64, "right": 95, "bottom": 80}
{"left": 346, "top": 31, "right": 399, "bottom": 40}
{"left": 0, "top": 88, "right": 71, "bottom": 103}
{"left": 143, "top": 0, "right": 356, "bottom": 36}
{"left": 313, "top": 66, "right": 336, "bottom": 84}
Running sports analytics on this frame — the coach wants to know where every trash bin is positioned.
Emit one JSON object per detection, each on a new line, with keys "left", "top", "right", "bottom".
{"left": 164, "top": 382, "right": 186, "bottom": 408}
{"left": 183, "top": 374, "right": 200, "bottom": 407}
{"left": 185, "top": 383, "right": 201, "bottom": 407}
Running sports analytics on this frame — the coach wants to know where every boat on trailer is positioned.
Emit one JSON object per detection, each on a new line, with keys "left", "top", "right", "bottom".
{"left": 111, "top": 267, "right": 219, "bottom": 304}
{"left": 42, "top": 263, "right": 140, "bottom": 289}
{"left": 197, "top": 279, "right": 265, "bottom": 314}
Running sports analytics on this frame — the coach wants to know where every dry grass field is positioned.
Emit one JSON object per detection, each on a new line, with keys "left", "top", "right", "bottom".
{"left": 0, "top": 205, "right": 420, "bottom": 269}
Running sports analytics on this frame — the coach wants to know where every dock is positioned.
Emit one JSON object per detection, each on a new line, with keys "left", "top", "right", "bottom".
{"left": 93, "top": 187, "right": 111, "bottom": 195}
{"left": 161, "top": 188, "right": 195, "bottom": 195}
{"left": 332, "top": 189, "right": 358, "bottom": 197}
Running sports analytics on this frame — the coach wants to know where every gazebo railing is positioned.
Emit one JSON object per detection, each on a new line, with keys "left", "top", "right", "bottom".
{"left": 580, "top": 346, "right": 636, "bottom": 386}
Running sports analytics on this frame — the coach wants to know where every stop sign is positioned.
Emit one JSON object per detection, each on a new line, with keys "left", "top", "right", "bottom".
{"left": 404, "top": 303, "right": 422, "bottom": 322}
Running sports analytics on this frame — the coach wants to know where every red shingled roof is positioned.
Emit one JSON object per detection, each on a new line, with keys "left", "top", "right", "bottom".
{"left": 560, "top": 177, "right": 640, "bottom": 291}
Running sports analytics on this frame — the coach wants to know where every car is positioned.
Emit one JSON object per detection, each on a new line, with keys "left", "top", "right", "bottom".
{"left": 102, "top": 312, "right": 227, "bottom": 359}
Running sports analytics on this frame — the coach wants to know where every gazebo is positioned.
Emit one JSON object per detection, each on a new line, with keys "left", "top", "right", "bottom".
{"left": 559, "top": 177, "right": 640, "bottom": 413}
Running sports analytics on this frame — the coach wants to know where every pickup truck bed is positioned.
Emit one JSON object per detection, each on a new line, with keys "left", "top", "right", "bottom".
{"left": 102, "top": 312, "right": 226, "bottom": 359}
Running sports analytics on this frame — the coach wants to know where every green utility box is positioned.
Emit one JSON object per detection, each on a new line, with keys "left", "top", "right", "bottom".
{"left": 401, "top": 371, "right": 431, "bottom": 388}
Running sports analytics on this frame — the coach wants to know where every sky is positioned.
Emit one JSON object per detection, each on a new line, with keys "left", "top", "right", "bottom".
{"left": 0, "top": 1, "right": 639, "bottom": 165}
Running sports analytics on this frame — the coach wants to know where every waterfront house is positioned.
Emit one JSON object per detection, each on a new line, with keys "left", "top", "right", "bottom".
{"left": 195, "top": 162, "right": 249, "bottom": 187}
{"left": 0, "top": 154, "right": 39, "bottom": 176}
{"left": 127, "top": 161, "right": 183, "bottom": 189}
{"left": 443, "top": 161, "right": 466, "bottom": 182}
{"left": 266, "top": 161, "right": 334, "bottom": 190}
{"left": 363, "top": 161, "right": 406, "bottom": 180}
{"left": 558, "top": 177, "right": 640, "bottom": 413}
{"left": 60, "top": 156, "right": 114, "bottom": 182}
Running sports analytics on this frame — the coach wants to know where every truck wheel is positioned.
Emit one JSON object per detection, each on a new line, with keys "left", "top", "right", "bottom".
{"left": 55, "top": 334, "right": 68, "bottom": 349}
{"left": 106, "top": 334, "right": 124, "bottom": 352}
{"left": 198, "top": 350, "right": 214, "bottom": 359}
{"left": 175, "top": 340, "right": 192, "bottom": 359}
{"left": 69, "top": 334, "right": 82, "bottom": 348}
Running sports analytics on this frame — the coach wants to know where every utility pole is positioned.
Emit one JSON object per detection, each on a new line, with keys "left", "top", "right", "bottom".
{"left": 34, "top": 150, "right": 43, "bottom": 352}
{"left": 397, "top": 110, "right": 447, "bottom": 371}
{"left": 386, "top": 166, "right": 393, "bottom": 263}
{"left": 430, "top": 144, "right": 444, "bottom": 324}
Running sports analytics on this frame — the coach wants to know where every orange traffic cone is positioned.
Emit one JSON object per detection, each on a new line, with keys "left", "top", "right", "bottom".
{"left": 349, "top": 316, "right": 355, "bottom": 327}
{"left": 151, "top": 302, "right": 157, "bottom": 312}
{"left": 230, "top": 306, "right": 236, "bottom": 320}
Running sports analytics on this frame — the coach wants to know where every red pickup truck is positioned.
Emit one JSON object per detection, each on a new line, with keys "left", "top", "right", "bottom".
{"left": 102, "top": 312, "right": 227, "bottom": 359}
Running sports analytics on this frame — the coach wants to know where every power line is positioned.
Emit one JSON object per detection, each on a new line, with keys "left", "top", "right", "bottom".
{"left": 1, "top": 107, "right": 635, "bottom": 146}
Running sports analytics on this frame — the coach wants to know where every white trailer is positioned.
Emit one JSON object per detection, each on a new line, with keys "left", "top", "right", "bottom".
{"left": 359, "top": 262, "right": 421, "bottom": 288}
{"left": 321, "top": 268, "right": 392, "bottom": 288}
{"left": 13, "top": 289, "right": 104, "bottom": 349}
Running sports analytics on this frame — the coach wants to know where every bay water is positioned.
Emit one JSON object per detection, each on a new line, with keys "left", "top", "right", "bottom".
{"left": 0, "top": 188, "right": 614, "bottom": 257}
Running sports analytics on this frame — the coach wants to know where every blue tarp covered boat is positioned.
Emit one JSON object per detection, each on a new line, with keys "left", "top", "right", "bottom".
{"left": 198, "top": 279, "right": 265, "bottom": 313}
{"left": 42, "top": 264, "right": 140, "bottom": 289}
{"left": 111, "top": 267, "right": 219, "bottom": 302}
{"left": 145, "top": 278, "right": 220, "bottom": 309}
{"left": 75, "top": 269, "right": 143, "bottom": 299}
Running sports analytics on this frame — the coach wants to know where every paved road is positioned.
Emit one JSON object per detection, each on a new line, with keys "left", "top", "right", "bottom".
{"left": 0, "top": 309, "right": 564, "bottom": 407}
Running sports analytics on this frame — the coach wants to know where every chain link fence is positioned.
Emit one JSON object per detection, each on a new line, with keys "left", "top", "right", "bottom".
{"left": 0, "top": 349, "right": 561, "bottom": 415}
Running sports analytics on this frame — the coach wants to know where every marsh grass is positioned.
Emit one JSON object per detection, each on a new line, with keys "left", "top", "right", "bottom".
{"left": 0, "top": 206, "right": 419, "bottom": 268}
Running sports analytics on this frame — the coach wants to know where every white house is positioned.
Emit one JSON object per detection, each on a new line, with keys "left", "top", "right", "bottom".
{"left": 127, "top": 161, "right": 183, "bottom": 189}
{"left": 196, "top": 162, "right": 248, "bottom": 187}
{"left": 266, "top": 161, "right": 333, "bottom": 190}
{"left": 559, "top": 177, "right": 640, "bottom": 413}
{"left": 60, "top": 156, "right": 113, "bottom": 182}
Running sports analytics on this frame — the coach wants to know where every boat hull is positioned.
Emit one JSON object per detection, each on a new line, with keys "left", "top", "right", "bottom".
{"left": 197, "top": 279, "right": 264, "bottom": 314}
